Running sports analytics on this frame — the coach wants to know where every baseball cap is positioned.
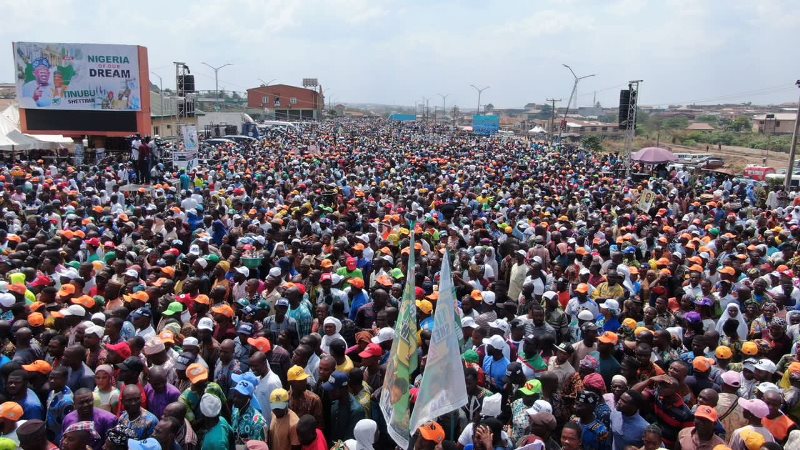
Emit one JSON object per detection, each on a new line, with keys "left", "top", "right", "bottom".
{"left": 754, "top": 358, "right": 777, "bottom": 373}
{"left": 270, "top": 388, "right": 290, "bottom": 409}
{"left": 505, "top": 362, "right": 523, "bottom": 379}
{"left": 234, "top": 266, "right": 250, "bottom": 277}
{"left": 482, "top": 335, "right": 506, "bottom": 350}
{"left": 186, "top": 363, "right": 209, "bottom": 384}
{"left": 237, "top": 322, "right": 255, "bottom": 336}
{"left": 481, "top": 291, "right": 496, "bottom": 305}
{"left": 197, "top": 317, "right": 215, "bottom": 331}
{"left": 85, "top": 325, "right": 104, "bottom": 339}
{"left": 162, "top": 301, "right": 184, "bottom": 317}
{"left": 575, "top": 283, "right": 589, "bottom": 294}
{"left": 695, "top": 405, "right": 718, "bottom": 422}
{"left": 526, "top": 400, "right": 553, "bottom": 416}
{"left": 128, "top": 438, "right": 162, "bottom": 450}
{"left": 598, "top": 332, "right": 619, "bottom": 345}
{"left": 194, "top": 294, "right": 211, "bottom": 305}
{"left": 415, "top": 299, "right": 433, "bottom": 315}
{"left": 738, "top": 429, "right": 765, "bottom": 450}
{"left": 247, "top": 337, "right": 272, "bottom": 353}
{"left": 22, "top": 360, "right": 52, "bottom": 375}
{"left": 287, "top": 365, "right": 309, "bottom": 382}
{"left": 232, "top": 379, "right": 256, "bottom": 397}
{"left": 57, "top": 283, "right": 76, "bottom": 297}
{"left": 0, "top": 402, "right": 23, "bottom": 421}
{"left": 372, "top": 327, "right": 396, "bottom": 344}
{"left": 62, "top": 304, "right": 85, "bottom": 317}
{"left": 322, "top": 371, "right": 349, "bottom": 391}
{"left": 182, "top": 336, "right": 199, "bottom": 348}
{"left": 553, "top": 342, "right": 574, "bottom": 354}
{"left": 418, "top": 421, "right": 445, "bottom": 444}
{"left": 737, "top": 398, "right": 769, "bottom": 419}
{"left": 27, "top": 312, "right": 44, "bottom": 328}
{"left": 721, "top": 371, "right": 741, "bottom": 388}
{"left": 461, "top": 317, "right": 478, "bottom": 329}
{"left": 470, "top": 290, "right": 483, "bottom": 301}
{"left": 116, "top": 357, "right": 144, "bottom": 373}
{"left": 105, "top": 342, "right": 132, "bottom": 360}
{"left": 275, "top": 298, "right": 290, "bottom": 308}
{"left": 742, "top": 358, "right": 758, "bottom": 372}
{"left": 715, "top": 346, "right": 733, "bottom": 360}
{"left": 741, "top": 341, "right": 758, "bottom": 356}
{"left": 692, "top": 356, "right": 714, "bottom": 373}
{"left": 211, "top": 304, "right": 234, "bottom": 318}
{"left": 519, "top": 379, "right": 542, "bottom": 396}
{"left": 358, "top": 343, "right": 384, "bottom": 359}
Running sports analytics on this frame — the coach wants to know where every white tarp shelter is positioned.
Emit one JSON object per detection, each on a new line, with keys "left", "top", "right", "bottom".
{"left": 0, "top": 105, "right": 73, "bottom": 151}
{"left": 527, "top": 126, "right": 547, "bottom": 134}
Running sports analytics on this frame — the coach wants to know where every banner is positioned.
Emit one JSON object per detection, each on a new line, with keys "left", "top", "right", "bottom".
{"left": 473, "top": 115, "right": 500, "bottom": 136}
{"left": 389, "top": 113, "right": 417, "bottom": 122}
{"left": 380, "top": 232, "right": 419, "bottom": 449}
{"left": 409, "top": 251, "right": 468, "bottom": 432}
{"left": 13, "top": 42, "right": 141, "bottom": 111}
{"left": 182, "top": 125, "right": 199, "bottom": 152}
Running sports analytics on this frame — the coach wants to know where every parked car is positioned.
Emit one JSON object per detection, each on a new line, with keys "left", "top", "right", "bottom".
{"left": 695, "top": 157, "right": 724, "bottom": 169}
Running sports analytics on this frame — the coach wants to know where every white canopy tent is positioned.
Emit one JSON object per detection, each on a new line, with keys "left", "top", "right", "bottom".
{"left": 527, "top": 126, "right": 547, "bottom": 134}
{"left": 0, "top": 105, "right": 73, "bottom": 151}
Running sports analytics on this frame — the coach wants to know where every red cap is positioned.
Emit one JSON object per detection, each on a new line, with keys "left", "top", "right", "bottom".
{"left": 28, "top": 275, "right": 53, "bottom": 288}
{"left": 105, "top": 342, "right": 132, "bottom": 360}
{"left": 358, "top": 343, "right": 384, "bottom": 359}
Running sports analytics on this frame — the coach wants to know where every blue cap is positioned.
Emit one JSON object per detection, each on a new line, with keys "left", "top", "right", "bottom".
{"left": 31, "top": 57, "right": 51, "bottom": 69}
{"left": 322, "top": 371, "right": 349, "bottom": 391}
{"left": 233, "top": 379, "right": 255, "bottom": 397}
{"left": 275, "top": 298, "right": 289, "bottom": 308}
{"left": 622, "top": 246, "right": 636, "bottom": 255}
{"left": 231, "top": 371, "right": 259, "bottom": 386}
{"left": 237, "top": 322, "right": 254, "bottom": 336}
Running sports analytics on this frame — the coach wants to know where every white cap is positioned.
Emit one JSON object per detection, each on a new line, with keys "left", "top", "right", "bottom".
{"left": 235, "top": 266, "right": 250, "bottom": 277}
{"left": 198, "top": 317, "right": 215, "bottom": 331}
{"left": 195, "top": 258, "right": 208, "bottom": 269}
{"left": 124, "top": 269, "right": 139, "bottom": 278}
{"left": 602, "top": 299, "right": 620, "bottom": 312}
{"left": 542, "top": 291, "right": 558, "bottom": 301}
{"left": 488, "top": 319, "right": 510, "bottom": 335}
{"left": 461, "top": 317, "right": 478, "bottom": 329}
{"left": 182, "top": 337, "right": 199, "bottom": 347}
{"left": 756, "top": 382, "right": 780, "bottom": 394}
{"left": 63, "top": 304, "right": 86, "bottom": 317}
{"left": 200, "top": 393, "right": 222, "bottom": 417}
{"left": 481, "top": 393, "right": 503, "bottom": 418}
{"left": 189, "top": 244, "right": 201, "bottom": 255}
{"left": 85, "top": 325, "right": 104, "bottom": 338}
{"left": 371, "top": 327, "right": 396, "bottom": 344}
{"left": 143, "top": 337, "right": 165, "bottom": 356}
{"left": 579, "top": 267, "right": 590, "bottom": 275}
{"left": 482, "top": 335, "right": 506, "bottom": 350}
{"left": 577, "top": 309, "right": 595, "bottom": 321}
{"left": 331, "top": 274, "right": 344, "bottom": 285}
{"left": 755, "top": 358, "right": 777, "bottom": 373}
{"left": 91, "top": 312, "right": 106, "bottom": 323}
{"left": 0, "top": 281, "right": 7, "bottom": 293}
{"left": 481, "top": 291, "right": 496, "bottom": 305}
{"left": 526, "top": 399, "right": 553, "bottom": 415}
{"left": 268, "top": 267, "right": 282, "bottom": 278}
{"left": 0, "top": 293, "right": 14, "bottom": 307}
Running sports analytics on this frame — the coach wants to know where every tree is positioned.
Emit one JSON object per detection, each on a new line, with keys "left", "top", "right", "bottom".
{"left": 582, "top": 135, "right": 603, "bottom": 151}
{"left": 729, "top": 116, "right": 751, "bottom": 132}
{"left": 663, "top": 116, "right": 689, "bottom": 130}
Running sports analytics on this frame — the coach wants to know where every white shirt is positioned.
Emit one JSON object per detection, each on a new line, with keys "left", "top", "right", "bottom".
{"left": 254, "top": 370, "right": 283, "bottom": 427}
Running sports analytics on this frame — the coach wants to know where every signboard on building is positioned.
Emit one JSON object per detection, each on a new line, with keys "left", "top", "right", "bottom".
{"left": 302, "top": 78, "right": 318, "bottom": 87}
{"left": 472, "top": 115, "right": 500, "bottom": 136}
{"left": 13, "top": 42, "right": 142, "bottom": 111}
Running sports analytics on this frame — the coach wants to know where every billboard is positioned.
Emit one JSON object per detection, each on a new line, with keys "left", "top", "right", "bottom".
{"left": 13, "top": 42, "right": 142, "bottom": 111}
{"left": 389, "top": 113, "right": 416, "bottom": 122}
{"left": 473, "top": 114, "right": 500, "bottom": 135}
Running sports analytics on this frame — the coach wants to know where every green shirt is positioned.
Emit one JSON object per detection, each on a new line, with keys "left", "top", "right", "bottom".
{"left": 179, "top": 382, "right": 226, "bottom": 424}
{"left": 329, "top": 394, "right": 365, "bottom": 442}
{"left": 202, "top": 417, "right": 233, "bottom": 449}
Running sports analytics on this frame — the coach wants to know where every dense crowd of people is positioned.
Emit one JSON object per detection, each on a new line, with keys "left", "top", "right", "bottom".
{"left": 0, "top": 118, "right": 798, "bottom": 450}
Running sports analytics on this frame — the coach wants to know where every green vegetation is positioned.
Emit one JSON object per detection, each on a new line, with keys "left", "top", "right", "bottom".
{"left": 581, "top": 135, "right": 603, "bottom": 151}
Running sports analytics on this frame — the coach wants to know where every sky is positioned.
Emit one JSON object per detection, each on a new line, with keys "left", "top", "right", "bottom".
{"left": 2, "top": 0, "right": 800, "bottom": 110}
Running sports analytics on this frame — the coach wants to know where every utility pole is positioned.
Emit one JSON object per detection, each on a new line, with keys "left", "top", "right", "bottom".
{"left": 545, "top": 98, "right": 561, "bottom": 146}
{"left": 557, "top": 64, "right": 595, "bottom": 145}
{"left": 784, "top": 80, "right": 800, "bottom": 190}
{"left": 201, "top": 62, "right": 232, "bottom": 105}
{"left": 470, "top": 84, "right": 490, "bottom": 115}
{"left": 437, "top": 93, "right": 449, "bottom": 120}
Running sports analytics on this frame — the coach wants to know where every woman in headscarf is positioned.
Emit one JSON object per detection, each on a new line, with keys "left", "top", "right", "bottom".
{"left": 716, "top": 303, "right": 749, "bottom": 341}
{"left": 320, "top": 316, "right": 347, "bottom": 354}
{"left": 344, "top": 418, "right": 377, "bottom": 450}
{"left": 93, "top": 364, "right": 119, "bottom": 412}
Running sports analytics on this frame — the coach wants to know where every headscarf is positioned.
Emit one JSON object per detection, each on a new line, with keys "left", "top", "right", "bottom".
{"left": 583, "top": 372, "right": 606, "bottom": 393}
{"left": 217, "top": 260, "right": 231, "bottom": 273}
{"left": 715, "top": 303, "right": 749, "bottom": 340}
{"left": 344, "top": 419, "right": 377, "bottom": 450}
{"left": 320, "top": 316, "right": 346, "bottom": 353}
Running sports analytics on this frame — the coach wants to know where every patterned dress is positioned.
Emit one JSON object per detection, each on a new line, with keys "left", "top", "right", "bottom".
{"left": 231, "top": 404, "right": 267, "bottom": 444}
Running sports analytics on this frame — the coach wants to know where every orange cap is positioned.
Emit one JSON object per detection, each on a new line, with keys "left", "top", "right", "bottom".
{"left": 22, "top": 360, "right": 52, "bottom": 375}
{"left": 247, "top": 337, "right": 272, "bottom": 353}
{"left": 27, "top": 312, "right": 44, "bottom": 327}
{"left": 0, "top": 402, "right": 23, "bottom": 421}
{"left": 693, "top": 356, "right": 714, "bottom": 373}
{"left": 211, "top": 304, "right": 234, "bottom": 318}
{"left": 185, "top": 363, "right": 208, "bottom": 384}
{"left": 194, "top": 294, "right": 211, "bottom": 305}
{"left": 575, "top": 283, "right": 589, "bottom": 294}
{"left": 418, "top": 421, "right": 445, "bottom": 444}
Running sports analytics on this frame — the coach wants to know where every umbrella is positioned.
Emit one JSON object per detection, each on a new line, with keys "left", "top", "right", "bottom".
{"left": 631, "top": 147, "right": 676, "bottom": 164}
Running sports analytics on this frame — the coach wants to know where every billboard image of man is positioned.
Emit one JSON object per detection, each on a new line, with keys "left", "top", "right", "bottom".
{"left": 21, "top": 57, "right": 53, "bottom": 107}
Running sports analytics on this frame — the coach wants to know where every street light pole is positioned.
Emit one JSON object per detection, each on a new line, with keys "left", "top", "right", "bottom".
{"left": 785, "top": 80, "right": 800, "bottom": 190}
{"left": 201, "top": 62, "right": 233, "bottom": 105}
{"left": 437, "top": 93, "right": 449, "bottom": 120}
{"left": 470, "top": 85, "right": 490, "bottom": 115}
{"left": 557, "top": 64, "right": 595, "bottom": 144}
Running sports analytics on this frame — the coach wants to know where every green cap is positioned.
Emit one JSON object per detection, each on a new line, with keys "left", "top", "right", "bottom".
{"left": 462, "top": 349, "right": 479, "bottom": 364}
{"left": 519, "top": 379, "right": 542, "bottom": 396}
{"left": 66, "top": 261, "right": 80, "bottom": 269}
{"left": 162, "top": 301, "right": 184, "bottom": 316}
{"left": 206, "top": 254, "right": 221, "bottom": 264}
{"left": 390, "top": 268, "right": 404, "bottom": 280}
{"left": 104, "top": 251, "right": 117, "bottom": 263}
{"left": 256, "top": 300, "right": 271, "bottom": 311}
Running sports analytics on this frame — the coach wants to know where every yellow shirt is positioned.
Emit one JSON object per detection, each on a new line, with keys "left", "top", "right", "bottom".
{"left": 336, "top": 356, "right": 354, "bottom": 374}
{"left": 592, "top": 282, "right": 625, "bottom": 301}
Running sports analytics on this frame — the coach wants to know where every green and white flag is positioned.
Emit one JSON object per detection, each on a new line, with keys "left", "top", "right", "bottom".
{"left": 409, "top": 250, "right": 468, "bottom": 432}
{"left": 380, "top": 232, "right": 419, "bottom": 449}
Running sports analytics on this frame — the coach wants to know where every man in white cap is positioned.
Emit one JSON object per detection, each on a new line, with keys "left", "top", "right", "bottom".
{"left": 482, "top": 335, "right": 510, "bottom": 391}
{"left": 199, "top": 393, "right": 232, "bottom": 448}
